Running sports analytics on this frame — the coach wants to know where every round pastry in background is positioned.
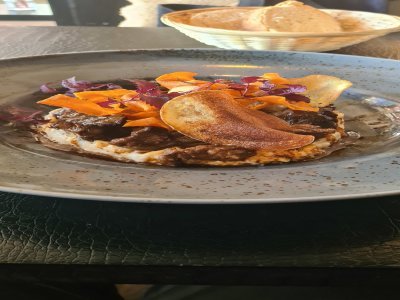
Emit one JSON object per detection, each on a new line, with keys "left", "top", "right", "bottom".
{"left": 241, "top": 1, "right": 343, "bottom": 32}
{"left": 189, "top": 8, "right": 250, "bottom": 30}
{"left": 161, "top": 2, "right": 400, "bottom": 52}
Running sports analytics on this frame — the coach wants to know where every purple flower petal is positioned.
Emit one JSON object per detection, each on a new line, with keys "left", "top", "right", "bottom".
{"left": 126, "top": 79, "right": 161, "bottom": 96}
{"left": 268, "top": 88, "right": 292, "bottom": 96}
{"left": 0, "top": 106, "right": 44, "bottom": 125}
{"left": 91, "top": 83, "right": 123, "bottom": 90}
{"left": 284, "top": 84, "right": 307, "bottom": 93}
{"left": 228, "top": 83, "right": 247, "bottom": 90}
{"left": 40, "top": 83, "right": 57, "bottom": 94}
{"left": 61, "top": 76, "right": 93, "bottom": 92}
{"left": 166, "top": 92, "right": 183, "bottom": 99}
{"left": 259, "top": 81, "right": 275, "bottom": 91}
{"left": 284, "top": 93, "right": 311, "bottom": 103}
{"left": 139, "top": 94, "right": 169, "bottom": 109}
{"left": 240, "top": 76, "right": 261, "bottom": 84}
{"left": 40, "top": 77, "right": 125, "bottom": 96}
{"left": 265, "top": 84, "right": 306, "bottom": 96}
{"left": 124, "top": 79, "right": 183, "bottom": 109}
{"left": 97, "top": 98, "right": 120, "bottom": 108}
{"left": 105, "top": 83, "right": 123, "bottom": 90}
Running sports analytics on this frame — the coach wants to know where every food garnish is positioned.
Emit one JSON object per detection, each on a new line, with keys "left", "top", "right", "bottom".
{"left": 160, "top": 90, "right": 314, "bottom": 150}
{"left": 35, "top": 71, "right": 351, "bottom": 136}
{"left": 0, "top": 106, "right": 43, "bottom": 126}
{"left": 27, "top": 71, "right": 353, "bottom": 166}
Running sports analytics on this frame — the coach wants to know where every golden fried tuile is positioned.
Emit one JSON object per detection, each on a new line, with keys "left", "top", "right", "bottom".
{"left": 289, "top": 75, "right": 352, "bottom": 107}
{"left": 160, "top": 90, "right": 314, "bottom": 151}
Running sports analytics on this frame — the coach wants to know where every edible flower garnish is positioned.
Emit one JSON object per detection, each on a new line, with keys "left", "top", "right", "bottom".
{"left": 35, "top": 72, "right": 351, "bottom": 129}
{"left": 40, "top": 77, "right": 123, "bottom": 95}
{"left": 0, "top": 106, "right": 43, "bottom": 126}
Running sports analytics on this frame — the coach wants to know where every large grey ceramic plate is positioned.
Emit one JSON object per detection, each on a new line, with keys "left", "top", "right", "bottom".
{"left": 0, "top": 49, "right": 399, "bottom": 204}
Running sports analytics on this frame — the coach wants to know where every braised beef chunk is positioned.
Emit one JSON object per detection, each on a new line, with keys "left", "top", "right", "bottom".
{"left": 110, "top": 127, "right": 202, "bottom": 150}
{"left": 48, "top": 105, "right": 339, "bottom": 156}
{"left": 49, "top": 109, "right": 202, "bottom": 150}
{"left": 272, "top": 108, "right": 338, "bottom": 129}
{"left": 289, "top": 124, "right": 336, "bottom": 139}
{"left": 169, "top": 130, "right": 204, "bottom": 146}
{"left": 51, "top": 109, "right": 130, "bottom": 140}
{"left": 162, "top": 145, "right": 256, "bottom": 165}
{"left": 110, "top": 127, "right": 172, "bottom": 149}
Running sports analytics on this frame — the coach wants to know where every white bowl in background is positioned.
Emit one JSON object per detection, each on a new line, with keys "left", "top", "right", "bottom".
{"left": 161, "top": 7, "right": 400, "bottom": 52}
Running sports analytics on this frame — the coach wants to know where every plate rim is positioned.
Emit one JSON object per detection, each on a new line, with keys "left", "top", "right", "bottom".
{"left": 1, "top": 185, "right": 399, "bottom": 204}
{"left": 2, "top": 47, "right": 400, "bottom": 66}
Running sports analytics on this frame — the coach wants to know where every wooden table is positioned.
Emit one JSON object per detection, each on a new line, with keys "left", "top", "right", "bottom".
{"left": 1, "top": 27, "right": 400, "bottom": 285}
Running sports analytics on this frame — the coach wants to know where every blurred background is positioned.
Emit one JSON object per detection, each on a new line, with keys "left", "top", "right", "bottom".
{"left": 1, "top": 0, "right": 400, "bottom": 27}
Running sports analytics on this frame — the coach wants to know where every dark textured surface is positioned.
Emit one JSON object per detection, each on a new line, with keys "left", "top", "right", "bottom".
{"left": 1, "top": 27, "right": 400, "bottom": 283}
{"left": 1, "top": 191, "right": 400, "bottom": 267}
{"left": 1, "top": 192, "right": 400, "bottom": 283}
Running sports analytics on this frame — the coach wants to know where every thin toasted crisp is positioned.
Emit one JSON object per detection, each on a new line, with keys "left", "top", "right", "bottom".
{"left": 160, "top": 90, "right": 314, "bottom": 151}
{"left": 289, "top": 75, "right": 352, "bottom": 107}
